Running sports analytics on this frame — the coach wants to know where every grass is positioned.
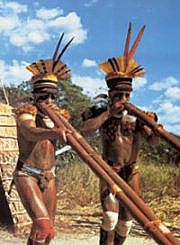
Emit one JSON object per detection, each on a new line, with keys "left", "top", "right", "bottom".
{"left": 56, "top": 157, "right": 100, "bottom": 208}
{"left": 56, "top": 155, "right": 180, "bottom": 227}
{"left": 139, "top": 162, "right": 180, "bottom": 200}
{"left": 139, "top": 163, "right": 180, "bottom": 226}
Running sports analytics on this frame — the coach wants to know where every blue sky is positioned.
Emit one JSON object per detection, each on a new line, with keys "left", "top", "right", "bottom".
{"left": 0, "top": 0, "right": 179, "bottom": 134}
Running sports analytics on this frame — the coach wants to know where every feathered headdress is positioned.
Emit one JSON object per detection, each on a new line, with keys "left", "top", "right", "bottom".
{"left": 99, "top": 23, "right": 145, "bottom": 91}
{"left": 26, "top": 33, "right": 74, "bottom": 93}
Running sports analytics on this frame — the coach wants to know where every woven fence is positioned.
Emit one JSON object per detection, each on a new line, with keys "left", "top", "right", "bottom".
{"left": 0, "top": 103, "right": 31, "bottom": 231}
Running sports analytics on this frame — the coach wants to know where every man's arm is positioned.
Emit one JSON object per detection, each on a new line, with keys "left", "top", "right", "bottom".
{"left": 142, "top": 125, "right": 160, "bottom": 145}
{"left": 139, "top": 112, "right": 161, "bottom": 145}
{"left": 80, "top": 110, "right": 110, "bottom": 136}
{"left": 17, "top": 113, "right": 67, "bottom": 142}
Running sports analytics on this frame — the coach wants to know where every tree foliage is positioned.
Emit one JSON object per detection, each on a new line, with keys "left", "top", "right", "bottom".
{"left": 0, "top": 81, "right": 32, "bottom": 106}
{"left": 1, "top": 79, "right": 91, "bottom": 129}
{"left": 0, "top": 80, "right": 179, "bottom": 165}
{"left": 57, "top": 79, "right": 91, "bottom": 130}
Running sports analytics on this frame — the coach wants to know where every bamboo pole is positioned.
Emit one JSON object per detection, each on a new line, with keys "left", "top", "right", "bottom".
{"left": 124, "top": 102, "right": 180, "bottom": 151}
{"left": 46, "top": 103, "right": 179, "bottom": 244}
{"left": 38, "top": 102, "right": 180, "bottom": 245}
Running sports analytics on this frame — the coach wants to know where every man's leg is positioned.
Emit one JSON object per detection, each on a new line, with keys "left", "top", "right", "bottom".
{"left": 114, "top": 231, "right": 127, "bottom": 245}
{"left": 114, "top": 169, "right": 140, "bottom": 245}
{"left": 115, "top": 219, "right": 133, "bottom": 245}
{"left": 99, "top": 179, "right": 119, "bottom": 245}
{"left": 42, "top": 178, "right": 57, "bottom": 244}
{"left": 14, "top": 175, "right": 54, "bottom": 245}
{"left": 100, "top": 228, "right": 115, "bottom": 245}
{"left": 42, "top": 178, "right": 57, "bottom": 222}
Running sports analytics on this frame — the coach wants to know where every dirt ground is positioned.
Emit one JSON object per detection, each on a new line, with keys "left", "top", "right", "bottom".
{"left": 0, "top": 216, "right": 179, "bottom": 245}
{"left": 0, "top": 230, "right": 158, "bottom": 245}
{"left": 0, "top": 236, "right": 157, "bottom": 245}
{"left": 0, "top": 205, "right": 179, "bottom": 245}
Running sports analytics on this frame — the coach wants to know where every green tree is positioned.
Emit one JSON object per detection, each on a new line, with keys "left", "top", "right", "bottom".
{"left": 0, "top": 81, "right": 32, "bottom": 106}
{"left": 57, "top": 79, "right": 91, "bottom": 130}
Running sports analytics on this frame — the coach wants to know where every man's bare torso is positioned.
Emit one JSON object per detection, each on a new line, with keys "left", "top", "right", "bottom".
{"left": 17, "top": 112, "right": 56, "bottom": 170}
{"left": 100, "top": 114, "right": 141, "bottom": 168}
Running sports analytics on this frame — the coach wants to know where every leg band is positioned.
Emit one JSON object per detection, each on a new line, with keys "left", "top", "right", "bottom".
{"left": 30, "top": 217, "right": 54, "bottom": 245}
{"left": 101, "top": 211, "right": 118, "bottom": 231}
{"left": 116, "top": 219, "right": 133, "bottom": 237}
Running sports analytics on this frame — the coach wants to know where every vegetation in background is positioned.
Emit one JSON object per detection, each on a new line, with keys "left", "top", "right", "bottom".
{"left": 1, "top": 81, "right": 180, "bottom": 227}
{"left": 56, "top": 153, "right": 180, "bottom": 226}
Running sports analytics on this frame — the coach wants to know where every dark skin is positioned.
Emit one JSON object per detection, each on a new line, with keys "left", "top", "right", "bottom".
{"left": 14, "top": 93, "right": 69, "bottom": 243}
{"left": 81, "top": 89, "right": 160, "bottom": 221}
{"left": 16, "top": 93, "right": 67, "bottom": 169}
{"left": 81, "top": 90, "right": 159, "bottom": 167}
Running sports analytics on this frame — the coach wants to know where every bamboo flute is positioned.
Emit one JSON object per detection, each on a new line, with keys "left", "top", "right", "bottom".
{"left": 38, "top": 102, "right": 180, "bottom": 245}
{"left": 46, "top": 103, "right": 179, "bottom": 244}
{"left": 124, "top": 102, "right": 180, "bottom": 151}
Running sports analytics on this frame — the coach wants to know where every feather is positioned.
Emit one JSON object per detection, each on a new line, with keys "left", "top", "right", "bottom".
{"left": 129, "top": 64, "right": 142, "bottom": 74}
{"left": 53, "top": 37, "right": 74, "bottom": 71}
{"left": 99, "top": 61, "right": 112, "bottom": 73}
{"left": 116, "top": 57, "right": 125, "bottom": 73}
{"left": 52, "top": 32, "right": 64, "bottom": 64}
{"left": 124, "top": 22, "right": 132, "bottom": 71}
{"left": 34, "top": 61, "right": 46, "bottom": 74}
{"left": 128, "top": 25, "right": 145, "bottom": 61}
{"left": 108, "top": 58, "right": 116, "bottom": 72}
{"left": 127, "top": 66, "right": 144, "bottom": 77}
{"left": 125, "top": 60, "right": 139, "bottom": 75}
{"left": 112, "top": 58, "right": 120, "bottom": 71}
{"left": 45, "top": 59, "right": 53, "bottom": 74}
{"left": 27, "top": 63, "right": 41, "bottom": 75}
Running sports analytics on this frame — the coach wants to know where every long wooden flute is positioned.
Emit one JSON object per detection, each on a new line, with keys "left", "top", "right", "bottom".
{"left": 124, "top": 102, "right": 180, "bottom": 151}
{"left": 38, "top": 102, "right": 180, "bottom": 245}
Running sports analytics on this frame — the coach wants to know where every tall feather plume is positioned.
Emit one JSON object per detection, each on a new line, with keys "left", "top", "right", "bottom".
{"left": 52, "top": 32, "right": 64, "bottom": 64}
{"left": 98, "top": 23, "right": 146, "bottom": 80}
{"left": 26, "top": 33, "right": 73, "bottom": 83}
{"left": 52, "top": 37, "right": 74, "bottom": 72}
{"left": 128, "top": 25, "right": 145, "bottom": 61}
{"left": 124, "top": 22, "right": 132, "bottom": 71}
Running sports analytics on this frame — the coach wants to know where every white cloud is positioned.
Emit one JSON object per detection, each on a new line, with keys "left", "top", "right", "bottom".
{"left": 152, "top": 95, "right": 164, "bottom": 105}
{"left": 0, "top": 4, "right": 87, "bottom": 51}
{"left": 36, "top": 7, "right": 63, "bottom": 20}
{"left": 65, "top": 29, "right": 87, "bottom": 45}
{"left": 156, "top": 102, "right": 180, "bottom": 124}
{"left": 135, "top": 101, "right": 180, "bottom": 134}
{"left": 0, "top": 59, "right": 31, "bottom": 85}
{"left": 163, "top": 124, "right": 180, "bottom": 135}
{"left": 133, "top": 77, "right": 147, "bottom": 90}
{"left": 149, "top": 76, "right": 179, "bottom": 91}
{"left": 82, "top": 58, "right": 97, "bottom": 67}
{"left": 72, "top": 74, "right": 106, "bottom": 97}
{"left": 84, "top": 0, "right": 98, "bottom": 7}
{"left": 0, "top": 16, "right": 19, "bottom": 32}
{"left": 47, "top": 12, "right": 87, "bottom": 44}
{"left": 5, "top": 2, "right": 27, "bottom": 13}
{"left": 28, "top": 31, "right": 49, "bottom": 44}
{"left": 165, "top": 87, "right": 180, "bottom": 100}
{"left": 27, "top": 19, "right": 44, "bottom": 30}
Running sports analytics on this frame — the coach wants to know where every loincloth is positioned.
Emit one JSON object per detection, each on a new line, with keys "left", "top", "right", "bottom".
{"left": 106, "top": 160, "right": 139, "bottom": 182}
{"left": 13, "top": 159, "right": 56, "bottom": 191}
{"left": 100, "top": 161, "right": 140, "bottom": 211}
